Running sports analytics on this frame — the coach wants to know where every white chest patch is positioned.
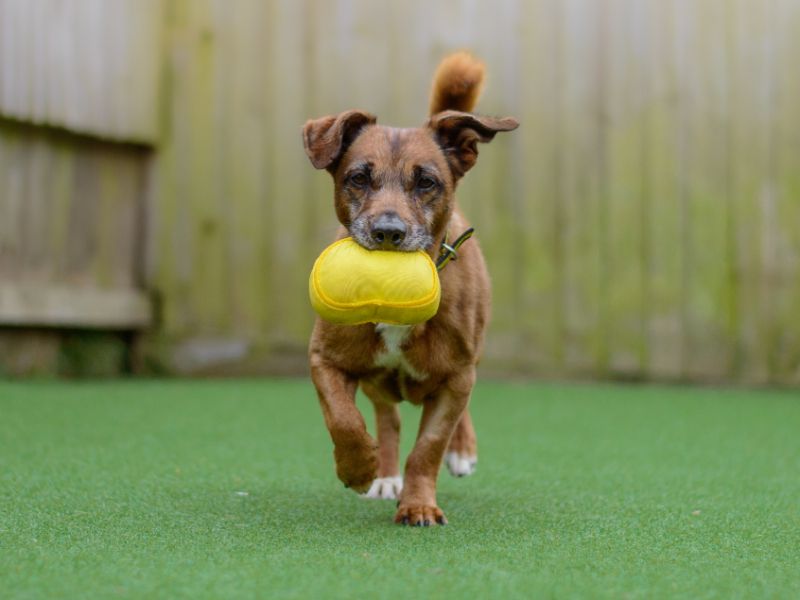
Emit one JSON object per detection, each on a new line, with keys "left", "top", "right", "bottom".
{"left": 374, "top": 323, "right": 426, "bottom": 381}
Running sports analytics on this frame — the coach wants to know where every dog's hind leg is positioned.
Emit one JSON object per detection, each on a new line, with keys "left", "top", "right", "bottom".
{"left": 445, "top": 408, "right": 477, "bottom": 477}
{"left": 360, "top": 380, "right": 403, "bottom": 500}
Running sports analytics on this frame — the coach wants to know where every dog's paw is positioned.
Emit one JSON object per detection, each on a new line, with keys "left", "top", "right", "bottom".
{"left": 445, "top": 452, "right": 477, "bottom": 477}
{"left": 334, "top": 438, "right": 379, "bottom": 494}
{"left": 394, "top": 504, "right": 447, "bottom": 527}
{"left": 361, "top": 476, "right": 403, "bottom": 500}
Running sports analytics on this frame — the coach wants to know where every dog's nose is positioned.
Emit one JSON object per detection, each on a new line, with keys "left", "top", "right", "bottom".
{"left": 371, "top": 213, "right": 407, "bottom": 248}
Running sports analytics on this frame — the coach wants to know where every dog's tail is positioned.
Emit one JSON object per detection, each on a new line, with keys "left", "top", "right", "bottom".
{"left": 429, "top": 51, "right": 485, "bottom": 115}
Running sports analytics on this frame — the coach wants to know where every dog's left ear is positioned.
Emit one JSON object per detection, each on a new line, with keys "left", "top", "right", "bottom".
{"left": 429, "top": 110, "right": 519, "bottom": 179}
{"left": 303, "top": 109, "right": 377, "bottom": 172}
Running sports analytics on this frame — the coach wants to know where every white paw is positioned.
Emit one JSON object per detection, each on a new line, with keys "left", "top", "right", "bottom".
{"left": 361, "top": 476, "right": 403, "bottom": 500}
{"left": 445, "top": 452, "right": 477, "bottom": 477}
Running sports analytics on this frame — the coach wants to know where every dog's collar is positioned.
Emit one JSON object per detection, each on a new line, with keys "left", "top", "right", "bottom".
{"left": 436, "top": 227, "right": 475, "bottom": 271}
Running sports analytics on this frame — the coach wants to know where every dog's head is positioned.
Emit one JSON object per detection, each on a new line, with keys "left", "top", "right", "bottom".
{"left": 302, "top": 110, "right": 518, "bottom": 251}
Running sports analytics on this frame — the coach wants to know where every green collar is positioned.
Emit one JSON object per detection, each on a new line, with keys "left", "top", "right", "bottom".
{"left": 436, "top": 227, "right": 475, "bottom": 271}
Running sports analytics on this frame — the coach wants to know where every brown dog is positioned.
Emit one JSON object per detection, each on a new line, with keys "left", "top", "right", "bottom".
{"left": 303, "top": 52, "right": 518, "bottom": 526}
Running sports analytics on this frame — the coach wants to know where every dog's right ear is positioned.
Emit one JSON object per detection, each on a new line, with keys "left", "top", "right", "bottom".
{"left": 302, "top": 110, "right": 376, "bottom": 171}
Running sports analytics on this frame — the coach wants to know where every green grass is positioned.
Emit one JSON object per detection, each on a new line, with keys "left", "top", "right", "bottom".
{"left": 1, "top": 379, "right": 798, "bottom": 599}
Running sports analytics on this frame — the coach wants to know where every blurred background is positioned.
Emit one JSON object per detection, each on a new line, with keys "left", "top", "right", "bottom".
{"left": 0, "top": 0, "right": 798, "bottom": 384}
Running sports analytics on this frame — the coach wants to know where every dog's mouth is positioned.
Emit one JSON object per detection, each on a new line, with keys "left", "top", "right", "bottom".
{"left": 348, "top": 219, "right": 433, "bottom": 252}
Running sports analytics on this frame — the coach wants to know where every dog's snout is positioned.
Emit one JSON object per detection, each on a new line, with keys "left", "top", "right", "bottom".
{"left": 370, "top": 213, "right": 407, "bottom": 248}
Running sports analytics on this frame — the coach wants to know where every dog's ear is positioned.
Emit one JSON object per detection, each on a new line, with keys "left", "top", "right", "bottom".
{"left": 429, "top": 110, "right": 519, "bottom": 179}
{"left": 302, "top": 110, "right": 377, "bottom": 171}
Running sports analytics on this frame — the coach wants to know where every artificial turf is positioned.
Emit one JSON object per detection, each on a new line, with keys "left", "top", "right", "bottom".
{"left": 1, "top": 378, "right": 798, "bottom": 599}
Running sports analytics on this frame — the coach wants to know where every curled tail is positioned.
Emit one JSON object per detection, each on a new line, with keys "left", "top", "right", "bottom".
{"left": 429, "top": 51, "right": 485, "bottom": 115}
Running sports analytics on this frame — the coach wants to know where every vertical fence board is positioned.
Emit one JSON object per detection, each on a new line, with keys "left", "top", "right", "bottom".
{"left": 304, "top": 0, "right": 343, "bottom": 257}
{"left": 730, "top": 0, "right": 772, "bottom": 383}
{"left": 644, "top": 0, "right": 683, "bottom": 379}
{"left": 266, "top": 0, "right": 312, "bottom": 348}
{"left": 225, "top": 0, "right": 270, "bottom": 340}
{"left": 513, "top": 0, "right": 562, "bottom": 374}
{"left": 559, "top": 0, "right": 605, "bottom": 376}
{"left": 773, "top": 0, "right": 800, "bottom": 384}
{"left": 465, "top": 0, "right": 524, "bottom": 369}
{"left": 604, "top": 0, "right": 648, "bottom": 377}
{"left": 680, "top": 0, "right": 735, "bottom": 380}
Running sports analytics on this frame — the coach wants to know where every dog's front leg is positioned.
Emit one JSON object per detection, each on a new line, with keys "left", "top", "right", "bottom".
{"left": 310, "top": 358, "right": 378, "bottom": 493}
{"left": 395, "top": 367, "right": 475, "bottom": 526}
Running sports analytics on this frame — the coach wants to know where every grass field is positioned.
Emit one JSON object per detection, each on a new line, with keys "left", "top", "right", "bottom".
{"left": 1, "top": 379, "right": 798, "bottom": 599}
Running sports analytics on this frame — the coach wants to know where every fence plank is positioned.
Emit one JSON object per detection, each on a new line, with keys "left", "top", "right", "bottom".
{"left": 223, "top": 0, "right": 271, "bottom": 340}
{"left": 558, "top": 0, "right": 606, "bottom": 376}
{"left": 510, "top": 0, "right": 563, "bottom": 375}
{"left": 643, "top": 0, "right": 683, "bottom": 380}
{"left": 604, "top": 0, "right": 649, "bottom": 377}
{"left": 680, "top": 0, "right": 736, "bottom": 381}
{"left": 730, "top": 0, "right": 772, "bottom": 383}
{"left": 265, "top": 0, "right": 313, "bottom": 348}
{"left": 773, "top": 0, "right": 800, "bottom": 384}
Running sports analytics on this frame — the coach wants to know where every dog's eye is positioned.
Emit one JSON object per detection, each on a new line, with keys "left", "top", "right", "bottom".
{"left": 417, "top": 176, "right": 437, "bottom": 191}
{"left": 348, "top": 172, "right": 369, "bottom": 187}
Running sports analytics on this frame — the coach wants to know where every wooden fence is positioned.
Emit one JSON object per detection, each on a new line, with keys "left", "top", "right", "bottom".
{"left": 1, "top": 0, "right": 799, "bottom": 384}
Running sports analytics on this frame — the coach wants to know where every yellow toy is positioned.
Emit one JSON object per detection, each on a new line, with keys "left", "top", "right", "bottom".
{"left": 309, "top": 237, "right": 441, "bottom": 325}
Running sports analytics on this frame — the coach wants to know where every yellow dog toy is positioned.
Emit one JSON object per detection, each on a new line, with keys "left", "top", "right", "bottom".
{"left": 309, "top": 237, "right": 441, "bottom": 325}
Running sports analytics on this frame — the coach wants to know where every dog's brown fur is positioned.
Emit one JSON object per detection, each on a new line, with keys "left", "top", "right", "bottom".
{"left": 429, "top": 52, "right": 486, "bottom": 115}
{"left": 303, "top": 52, "right": 518, "bottom": 526}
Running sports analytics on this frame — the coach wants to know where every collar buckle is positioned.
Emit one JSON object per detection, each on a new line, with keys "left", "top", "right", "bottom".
{"left": 436, "top": 227, "right": 475, "bottom": 271}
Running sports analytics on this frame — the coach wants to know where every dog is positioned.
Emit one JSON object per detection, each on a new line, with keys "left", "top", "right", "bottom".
{"left": 302, "top": 52, "right": 518, "bottom": 526}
